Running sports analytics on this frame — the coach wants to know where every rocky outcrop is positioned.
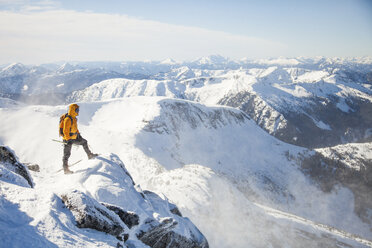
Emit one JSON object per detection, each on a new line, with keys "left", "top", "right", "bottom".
{"left": 101, "top": 203, "right": 139, "bottom": 229}
{"left": 137, "top": 217, "right": 209, "bottom": 248}
{"left": 60, "top": 157, "right": 209, "bottom": 248}
{"left": 218, "top": 91, "right": 291, "bottom": 140}
{"left": 139, "top": 190, "right": 209, "bottom": 248}
{"left": 61, "top": 190, "right": 128, "bottom": 241}
{"left": 61, "top": 189, "right": 209, "bottom": 247}
{"left": 0, "top": 146, "right": 33, "bottom": 187}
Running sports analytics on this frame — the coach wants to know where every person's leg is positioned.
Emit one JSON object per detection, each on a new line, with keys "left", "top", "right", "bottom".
{"left": 75, "top": 135, "right": 97, "bottom": 159}
{"left": 62, "top": 142, "right": 73, "bottom": 173}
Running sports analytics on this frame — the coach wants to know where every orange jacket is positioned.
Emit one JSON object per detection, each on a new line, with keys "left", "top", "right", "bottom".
{"left": 63, "top": 104, "right": 80, "bottom": 141}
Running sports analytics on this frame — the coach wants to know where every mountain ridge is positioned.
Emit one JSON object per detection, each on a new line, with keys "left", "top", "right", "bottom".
{"left": 66, "top": 64, "right": 372, "bottom": 149}
{"left": 0, "top": 96, "right": 371, "bottom": 247}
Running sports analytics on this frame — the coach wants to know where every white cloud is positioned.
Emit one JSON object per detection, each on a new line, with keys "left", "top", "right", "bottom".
{"left": 0, "top": 9, "right": 287, "bottom": 64}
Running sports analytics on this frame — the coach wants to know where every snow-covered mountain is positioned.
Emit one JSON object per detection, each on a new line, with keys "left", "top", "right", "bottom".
{"left": 0, "top": 63, "right": 138, "bottom": 105}
{"left": 67, "top": 59, "right": 372, "bottom": 148}
{"left": 1, "top": 56, "right": 372, "bottom": 247}
{"left": 217, "top": 67, "right": 372, "bottom": 148}
{"left": 1, "top": 63, "right": 29, "bottom": 76}
{"left": 0, "top": 97, "right": 371, "bottom": 247}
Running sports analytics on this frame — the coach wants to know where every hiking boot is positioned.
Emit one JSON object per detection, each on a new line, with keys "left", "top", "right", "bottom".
{"left": 88, "top": 153, "right": 98, "bottom": 160}
{"left": 64, "top": 168, "right": 74, "bottom": 174}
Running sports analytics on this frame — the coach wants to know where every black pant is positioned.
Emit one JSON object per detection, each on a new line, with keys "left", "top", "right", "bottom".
{"left": 62, "top": 135, "right": 92, "bottom": 168}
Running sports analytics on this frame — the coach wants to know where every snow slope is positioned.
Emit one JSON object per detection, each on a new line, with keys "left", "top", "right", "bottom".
{"left": 1, "top": 155, "right": 131, "bottom": 247}
{"left": 0, "top": 97, "right": 371, "bottom": 247}
{"left": 0, "top": 151, "right": 207, "bottom": 247}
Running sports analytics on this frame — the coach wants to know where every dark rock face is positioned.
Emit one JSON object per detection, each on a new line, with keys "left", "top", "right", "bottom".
{"left": 137, "top": 218, "right": 209, "bottom": 248}
{"left": 61, "top": 190, "right": 127, "bottom": 241}
{"left": 61, "top": 189, "right": 209, "bottom": 247}
{"left": 0, "top": 146, "right": 33, "bottom": 187}
{"left": 219, "top": 91, "right": 372, "bottom": 149}
{"left": 101, "top": 203, "right": 140, "bottom": 229}
{"left": 170, "top": 206, "right": 183, "bottom": 217}
{"left": 139, "top": 190, "right": 209, "bottom": 248}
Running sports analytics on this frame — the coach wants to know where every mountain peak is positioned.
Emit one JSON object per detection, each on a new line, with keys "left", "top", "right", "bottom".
{"left": 160, "top": 58, "right": 178, "bottom": 65}
{"left": 1, "top": 63, "right": 28, "bottom": 75}
{"left": 57, "top": 63, "right": 82, "bottom": 73}
{"left": 194, "top": 55, "right": 229, "bottom": 65}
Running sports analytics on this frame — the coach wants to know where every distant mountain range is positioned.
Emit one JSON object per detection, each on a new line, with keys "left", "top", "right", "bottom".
{"left": 1, "top": 56, "right": 372, "bottom": 148}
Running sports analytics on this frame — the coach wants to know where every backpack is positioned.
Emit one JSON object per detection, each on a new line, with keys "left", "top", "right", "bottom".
{"left": 59, "top": 113, "right": 73, "bottom": 137}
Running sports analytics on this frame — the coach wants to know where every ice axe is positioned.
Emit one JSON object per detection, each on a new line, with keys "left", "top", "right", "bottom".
{"left": 52, "top": 139, "right": 79, "bottom": 148}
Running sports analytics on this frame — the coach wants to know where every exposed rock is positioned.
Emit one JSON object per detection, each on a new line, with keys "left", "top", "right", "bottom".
{"left": 219, "top": 91, "right": 372, "bottom": 149}
{"left": 169, "top": 205, "right": 183, "bottom": 217}
{"left": 0, "top": 146, "right": 33, "bottom": 187}
{"left": 140, "top": 190, "right": 209, "bottom": 248}
{"left": 65, "top": 154, "right": 209, "bottom": 247}
{"left": 137, "top": 218, "right": 177, "bottom": 247}
{"left": 61, "top": 190, "right": 128, "bottom": 241}
{"left": 137, "top": 217, "right": 208, "bottom": 248}
{"left": 24, "top": 163, "right": 40, "bottom": 172}
{"left": 102, "top": 203, "right": 139, "bottom": 229}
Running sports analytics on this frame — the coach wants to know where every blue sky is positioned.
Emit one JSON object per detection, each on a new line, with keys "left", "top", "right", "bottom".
{"left": 0, "top": 0, "right": 371, "bottom": 63}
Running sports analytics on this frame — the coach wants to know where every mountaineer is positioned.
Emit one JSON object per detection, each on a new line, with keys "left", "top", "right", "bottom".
{"left": 59, "top": 104, "right": 98, "bottom": 174}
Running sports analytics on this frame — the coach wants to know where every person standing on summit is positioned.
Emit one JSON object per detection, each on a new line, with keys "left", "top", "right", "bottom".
{"left": 60, "top": 103, "right": 98, "bottom": 174}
